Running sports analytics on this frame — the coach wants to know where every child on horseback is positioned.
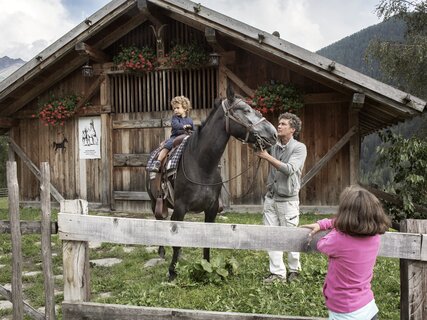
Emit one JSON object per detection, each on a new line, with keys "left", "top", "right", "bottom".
{"left": 149, "top": 95, "right": 194, "bottom": 172}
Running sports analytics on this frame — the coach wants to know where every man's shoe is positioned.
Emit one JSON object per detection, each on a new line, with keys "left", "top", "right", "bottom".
{"left": 263, "top": 273, "right": 286, "bottom": 284}
{"left": 287, "top": 272, "right": 300, "bottom": 282}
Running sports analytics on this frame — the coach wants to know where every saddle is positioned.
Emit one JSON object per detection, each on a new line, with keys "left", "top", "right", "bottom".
{"left": 149, "top": 134, "right": 189, "bottom": 219}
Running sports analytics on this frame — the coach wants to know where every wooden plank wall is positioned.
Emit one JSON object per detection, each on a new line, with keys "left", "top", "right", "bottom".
{"left": 300, "top": 102, "right": 350, "bottom": 204}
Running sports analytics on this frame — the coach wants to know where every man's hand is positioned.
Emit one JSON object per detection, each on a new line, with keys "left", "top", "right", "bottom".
{"left": 256, "top": 150, "right": 269, "bottom": 160}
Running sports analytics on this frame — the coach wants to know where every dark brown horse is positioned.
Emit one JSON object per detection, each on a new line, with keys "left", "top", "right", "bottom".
{"left": 147, "top": 84, "right": 277, "bottom": 280}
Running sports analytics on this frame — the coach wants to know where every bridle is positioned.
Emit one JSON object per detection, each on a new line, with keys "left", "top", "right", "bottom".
{"left": 222, "top": 99, "right": 268, "bottom": 149}
{"left": 179, "top": 98, "right": 267, "bottom": 189}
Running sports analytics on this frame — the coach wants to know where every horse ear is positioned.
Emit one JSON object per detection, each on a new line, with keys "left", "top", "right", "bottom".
{"left": 226, "top": 82, "right": 235, "bottom": 103}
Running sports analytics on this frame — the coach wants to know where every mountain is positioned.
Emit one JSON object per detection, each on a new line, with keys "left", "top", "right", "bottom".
{"left": 0, "top": 56, "right": 26, "bottom": 82}
{"left": 317, "top": 17, "right": 406, "bottom": 81}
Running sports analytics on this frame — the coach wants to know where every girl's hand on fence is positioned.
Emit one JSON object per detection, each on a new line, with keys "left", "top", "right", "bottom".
{"left": 300, "top": 223, "right": 321, "bottom": 245}
{"left": 301, "top": 223, "right": 320, "bottom": 236}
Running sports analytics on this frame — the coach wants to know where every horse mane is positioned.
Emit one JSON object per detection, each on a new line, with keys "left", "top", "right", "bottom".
{"left": 187, "top": 97, "right": 222, "bottom": 151}
{"left": 189, "top": 82, "right": 240, "bottom": 149}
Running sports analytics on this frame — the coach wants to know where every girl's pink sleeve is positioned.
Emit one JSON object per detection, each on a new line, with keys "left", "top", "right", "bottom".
{"left": 317, "top": 229, "right": 340, "bottom": 257}
{"left": 316, "top": 218, "right": 334, "bottom": 230}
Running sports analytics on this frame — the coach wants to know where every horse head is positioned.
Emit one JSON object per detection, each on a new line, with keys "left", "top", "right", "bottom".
{"left": 221, "top": 84, "right": 277, "bottom": 150}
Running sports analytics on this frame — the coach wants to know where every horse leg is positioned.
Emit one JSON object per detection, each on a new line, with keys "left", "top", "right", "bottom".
{"left": 169, "top": 246, "right": 181, "bottom": 281}
{"left": 168, "top": 205, "right": 186, "bottom": 281}
{"left": 203, "top": 202, "right": 219, "bottom": 262}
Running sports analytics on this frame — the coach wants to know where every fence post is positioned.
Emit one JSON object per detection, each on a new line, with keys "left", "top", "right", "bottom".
{"left": 400, "top": 219, "right": 427, "bottom": 320}
{"left": 61, "top": 199, "right": 90, "bottom": 303}
{"left": 41, "top": 162, "right": 56, "bottom": 319}
{"left": 7, "top": 161, "right": 23, "bottom": 320}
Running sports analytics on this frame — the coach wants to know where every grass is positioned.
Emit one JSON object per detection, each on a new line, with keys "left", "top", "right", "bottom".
{"left": 0, "top": 199, "right": 400, "bottom": 319}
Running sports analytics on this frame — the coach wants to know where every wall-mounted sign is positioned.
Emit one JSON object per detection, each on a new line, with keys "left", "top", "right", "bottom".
{"left": 79, "top": 117, "right": 101, "bottom": 159}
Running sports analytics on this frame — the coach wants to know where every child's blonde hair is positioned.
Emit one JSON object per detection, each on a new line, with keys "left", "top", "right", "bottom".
{"left": 171, "top": 96, "right": 192, "bottom": 112}
{"left": 334, "top": 185, "right": 391, "bottom": 236}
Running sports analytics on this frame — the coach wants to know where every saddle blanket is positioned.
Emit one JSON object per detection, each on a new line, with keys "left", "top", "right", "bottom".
{"left": 146, "top": 136, "right": 190, "bottom": 172}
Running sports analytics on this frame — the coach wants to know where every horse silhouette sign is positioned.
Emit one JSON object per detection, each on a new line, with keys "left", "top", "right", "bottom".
{"left": 78, "top": 117, "right": 101, "bottom": 159}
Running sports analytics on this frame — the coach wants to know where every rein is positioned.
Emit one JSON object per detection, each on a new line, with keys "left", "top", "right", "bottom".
{"left": 181, "top": 150, "right": 262, "bottom": 186}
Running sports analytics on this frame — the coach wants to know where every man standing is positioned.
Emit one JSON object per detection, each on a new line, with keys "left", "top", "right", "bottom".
{"left": 256, "top": 112, "right": 307, "bottom": 283}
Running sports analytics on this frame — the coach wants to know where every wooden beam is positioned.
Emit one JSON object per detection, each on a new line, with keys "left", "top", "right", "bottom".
{"left": 138, "top": 0, "right": 164, "bottom": 27}
{"left": 63, "top": 301, "right": 326, "bottom": 320}
{"left": 349, "top": 93, "right": 362, "bottom": 184}
{"left": 113, "top": 191, "right": 150, "bottom": 201}
{"left": 303, "top": 92, "right": 349, "bottom": 105}
{"left": 222, "top": 66, "right": 254, "bottom": 97}
{"left": 75, "top": 75, "right": 105, "bottom": 112}
{"left": 1, "top": 57, "right": 86, "bottom": 116}
{"left": 0, "top": 221, "right": 58, "bottom": 234}
{"left": 113, "top": 153, "right": 150, "bottom": 167}
{"left": 301, "top": 126, "right": 357, "bottom": 188}
{"left": 40, "top": 162, "right": 56, "bottom": 320}
{"left": 75, "top": 42, "right": 110, "bottom": 63}
{"left": 61, "top": 200, "right": 90, "bottom": 302}
{"left": 205, "top": 27, "right": 225, "bottom": 53}
{"left": 7, "top": 137, "right": 64, "bottom": 203}
{"left": 351, "top": 92, "right": 365, "bottom": 110}
{"left": 0, "top": 285, "right": 44, "bottom": 320}
{"left": 6, "top": 161, "right": 24, "bottom": 320}
{"left": 360, "top": 184, "right": 427, "bottom": 215}
{"left": 57, "top": 213, "right": 425, "bottom": 260}
{"left": 400, "top": 220, "right": 427, "bottom": 320}
{"left": 0, "top": 117, "right": 19, "bottom": 128}
{"left": 113, "top": 119, "right": 162, "bottom": 129}
{"left": 96, "top": 13, "right": 148, "bottom": 50}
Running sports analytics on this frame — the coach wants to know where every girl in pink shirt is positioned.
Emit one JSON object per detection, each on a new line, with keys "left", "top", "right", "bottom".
{"left": 302, "top": 185, "right": 391, "bottom": 320}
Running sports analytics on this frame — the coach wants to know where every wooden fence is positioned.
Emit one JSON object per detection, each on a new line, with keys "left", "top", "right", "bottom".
{"left": 3, "top": 161, "right": 427, "bottom": 319}
{"left": 58, "top": 200, "right": 427, "bottom": 320}
{"left": 1, "top": 162, "right": 56, "bottom": 320}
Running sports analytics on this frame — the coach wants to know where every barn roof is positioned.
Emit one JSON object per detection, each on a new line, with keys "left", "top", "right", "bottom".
{"left": 0, "top": 0, "right": 425, "bottom": 136}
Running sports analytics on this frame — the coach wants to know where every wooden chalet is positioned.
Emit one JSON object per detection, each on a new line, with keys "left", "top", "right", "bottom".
{"left": 0, "top": 0, "right": 425, "bottom": 212}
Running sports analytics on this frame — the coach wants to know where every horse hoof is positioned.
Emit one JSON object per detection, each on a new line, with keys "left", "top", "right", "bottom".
{"left": 158, "top": 246, "right": 165, "bottom": 258}
{"left": 168, "top": 271, "right": 177, "bottom": 282}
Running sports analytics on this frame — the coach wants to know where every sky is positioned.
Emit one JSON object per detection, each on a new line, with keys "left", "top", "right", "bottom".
{"left": 0, "top": 0, "right": 382, "bottom": 61}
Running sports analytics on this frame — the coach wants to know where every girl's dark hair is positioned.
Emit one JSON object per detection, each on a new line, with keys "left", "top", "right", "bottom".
{"left": 334, "top": 185, "right": 391, "bottom": 236}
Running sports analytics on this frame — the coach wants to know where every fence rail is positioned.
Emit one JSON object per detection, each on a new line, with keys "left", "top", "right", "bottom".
{"left": 0, "top": 188, "right": 8, "bottom": 197}
{"left": 57, "top": 213, "right": 426, "bottom": 261}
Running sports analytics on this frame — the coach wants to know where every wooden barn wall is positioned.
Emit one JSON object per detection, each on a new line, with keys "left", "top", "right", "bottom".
{"left": 10, "top": 17, "right": 353, "bottom": 210}
{"left": 299, "top": 103, "right": 350, "bottom": 205}
{"left": 11, "top": 70, "right": 105, "bottom": 204}
{"left": 111, "top": 109, "right": 211, "bottom": 212}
